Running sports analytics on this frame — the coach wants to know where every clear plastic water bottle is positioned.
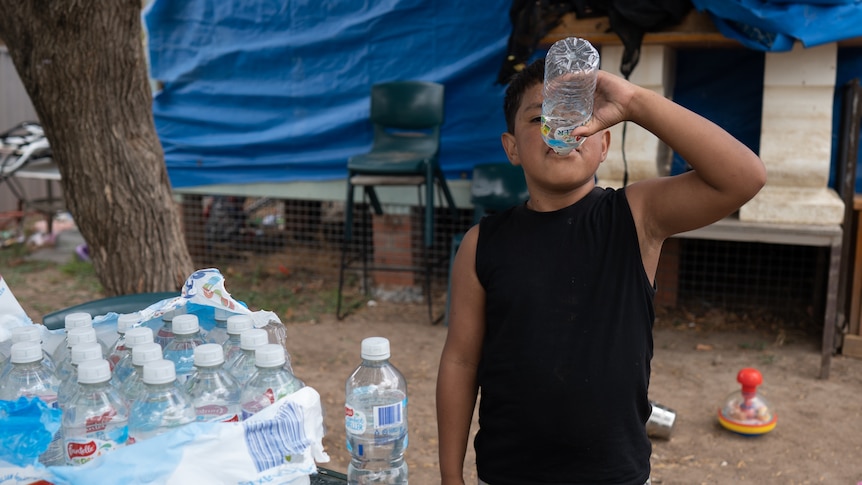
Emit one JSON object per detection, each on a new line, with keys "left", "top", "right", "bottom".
{"left": 345, "top": 337, "right": 408, "bottom": 485}
{"left": 541, "top": 37, "right": 600, "bottom": 155}
{"left": 62, "top": 358, "right": 129, "bottom": 465}
{"left": 8, "top": 325, "right": 56, "bottom": 375}
{"left": 58, "top": 342, "right": 103, "bottom": 409}
{"left": 106, "top": 313, "right": 139, "bottom": 371}
{"left": 225, "top": 328, "right": 268, "bottom": 386}
{"left": 205, "top": 308, "right": 232, "bottom": 345}
{"left": 54, "top": 312, "right": 93, "bottom": 366}
{"left": 57, "top": 326, "right": 100, "bottom": 383}
{"left": 262, "top": 317, "right": 288, "bottom": 348}
{"left": 222, "top": 314, "right": 254, "bottom": 364}
{"left": 162, "top": 314, "right": 206, "bottom": 385}
{"left": 154, "top": 306, "right": 186, "bottom": 350}
{"left": 0, "top": 341, "right": 64, "bottom": 466}
{"left": 185, "top": 343, "right": 241, "bottom": 422}
{"left": 112, "top": 326, "right": 154, "bottom": 384}
{"left": 240, "top": 343, "right": 304, "bottom": 420}
{"left": 128, "top": 359, "right": 196, "bottom": 444}
{"left": 119, "top": 342, "right": 163, "bottom": 405}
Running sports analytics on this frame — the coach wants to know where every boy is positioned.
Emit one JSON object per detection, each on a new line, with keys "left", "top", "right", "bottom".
{"left": 437, "top": 59, "right": 766, "bottom": 484}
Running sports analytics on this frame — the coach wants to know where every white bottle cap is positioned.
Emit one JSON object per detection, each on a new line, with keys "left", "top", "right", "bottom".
{"left": 77, "top": 359, "right": 112, "bottom": 384}
{"left": 194, "top": 343, "right": 224, "bottom": 367}
{"left": 70, "top": 342, "right": 103, "bottom": 364}
{"left": 11, "top": 326, "right": 41, "bottom": 344}
{"left": 227, "top": 315, "right": 254, "bottom": 335}
{"left": 116, "top": 313, "right": 140, "bottom": 333}
{"left": 10, "top": 341, "right": 42, "bottom": 364}
{"left": 132, "top": 342, "right": 163, "bottom": 366}
{"left": 124, "top": 327, "right": 154, "bottom": 347}
{"left": 143, "top": 359, "right": 176, "bottom": 385}
{"left": 162, "top": 306, "right": 187, "bottom": 322}
{"left": 214, "top": 308, "right": 232, "bottom": 322}
{"left": 361, "top": 337, "right": 390, "bottom": 361}
{"left": 66, "top": 327, "right": 97, "bottom": 347}
{"left": 240, "top": 328, "right": 268, "bottom": 350}
{"left": 255, "top": 344, "right": 286, "bottom": 368}
{"left": 171, "top": 314, "right": 200, "bottom": 335}
{"left": 64, "top": 312, "right": 93, "bottom": 330}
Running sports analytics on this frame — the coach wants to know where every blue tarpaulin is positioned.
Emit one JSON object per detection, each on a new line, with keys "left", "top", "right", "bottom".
{"left": 143, "top": 0, "right": 510, "bottom": 188}
{"left": 692, "top": 0, "right": 862, "bottom": 51}
{"left": 145, "top": 1, "right": 862, "bottom": 191}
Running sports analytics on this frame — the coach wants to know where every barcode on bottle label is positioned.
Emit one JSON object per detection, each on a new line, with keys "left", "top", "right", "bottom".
{"left": 373, "top": 401, "right": 402, "bottom": 428}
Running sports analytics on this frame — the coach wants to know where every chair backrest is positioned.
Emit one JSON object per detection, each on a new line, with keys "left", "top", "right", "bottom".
{"left": 369, "top": 81, "right": 444, "bottom": 155}
{"left": 469, "top": 163, "right": 529, "bottom": 223}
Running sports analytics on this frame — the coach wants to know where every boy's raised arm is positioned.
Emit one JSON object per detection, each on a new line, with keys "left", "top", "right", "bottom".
{"left": 576, "top": 71, "right": 767, "bottom": 241}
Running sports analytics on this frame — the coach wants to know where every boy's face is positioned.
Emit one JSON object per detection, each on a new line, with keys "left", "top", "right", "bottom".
{"left": 502, "top": 83, "right": 608, "bottom": 193}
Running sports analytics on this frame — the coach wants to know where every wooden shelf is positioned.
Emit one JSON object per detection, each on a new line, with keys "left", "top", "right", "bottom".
{"left": 541, "top": 10, "right": 862, "bottom": 48}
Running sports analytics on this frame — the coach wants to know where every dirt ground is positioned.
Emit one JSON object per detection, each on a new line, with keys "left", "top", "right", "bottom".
{"left": 8, "top": 262, "right": 862, "bottom": 485}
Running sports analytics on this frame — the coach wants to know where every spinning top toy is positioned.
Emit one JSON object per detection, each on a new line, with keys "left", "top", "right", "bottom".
{"left": 717, "top": 367, "right": 777, "bottom": 436}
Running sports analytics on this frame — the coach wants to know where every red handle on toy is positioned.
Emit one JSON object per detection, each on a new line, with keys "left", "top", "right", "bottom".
{"left": 737, "top": 367, "right": 763, "bottom": 395}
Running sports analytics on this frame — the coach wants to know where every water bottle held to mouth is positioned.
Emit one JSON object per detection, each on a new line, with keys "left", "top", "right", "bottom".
{"left": 541, "top": 37, "right": 600, "bottom": 155}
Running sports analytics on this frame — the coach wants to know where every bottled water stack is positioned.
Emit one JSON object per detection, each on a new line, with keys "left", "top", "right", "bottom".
{"left": 163, "top": 314, "right": 206, "bottom": 384}
{"left": 7, "top": 325, "right": 56, "bottom": 376}
{"left": 0, "top": 341, "right": 64, "bottom": 466}
{"left": 345, "top": 337, "right": 408, "bottom": 485}
{"left": 119, "top": 342, "right": 163, "bottom": 404}
{"left": 240, "top": 343, "right": 304, "bottom": 420}
{"left": 112, "top": 326, "right": 154, "bottom": 384}
{"left": 222, "top": 314, "right": 254, "bottom": 364}
{"left": 186, "top": 343, "right": 241, "bottom": 422}
{"left": 226, "top": 328, "right": 268, "bottom": 386}
{"left": 541, "top": 37, "right": 600, "bottom": 155}
{"left": 58, "top": 342, "right": 103, "bottom": 408}
{"left": 128, "top": 359, "right": 196, "bottom": 443}
{"left": 106, "top": 313, "right": 140, "bottom": 370}
{"left": 62, "top": 359, "right": 129, "bottom": 465}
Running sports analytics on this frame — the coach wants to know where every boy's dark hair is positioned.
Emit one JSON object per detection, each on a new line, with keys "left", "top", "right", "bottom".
{"left": 503, "top": 58, "right": 544, "bottom": 134}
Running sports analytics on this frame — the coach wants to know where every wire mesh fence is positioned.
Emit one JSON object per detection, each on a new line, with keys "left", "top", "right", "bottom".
{"left": 176, "top": 194, "right": 825, "bottom": 330}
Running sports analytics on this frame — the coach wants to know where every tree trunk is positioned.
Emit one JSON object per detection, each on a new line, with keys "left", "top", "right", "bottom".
{"left": 0, "top": 1, "right": 193, "bottom": 295}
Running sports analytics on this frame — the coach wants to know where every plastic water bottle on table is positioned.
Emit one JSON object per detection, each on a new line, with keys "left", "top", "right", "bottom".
{"left": 222, "top": 314, "right": 254, "bottom": 364}
{"left": 225, "top": 327, "right": 268, "bottom": 386}
{"left": 119, "top": 342, "right": 163, "bottom": 404}
{"left": 345, "top": 337, "right": 408, "bottom": 485}
{"left": 106, "top": 312, "right": 139, "bottom": 370}
{"left": 128, "top": 359, "right": 196, "bottom": 443}
{"left": 111, "top": 326, "right": 154, "bottom": 384}
{"left": 240, "top": 343, "right": 304, "bottom": 420}
{"left": 185, "top": 343, "right": 241, "bottom": 422}
{"left": 0, "top": 341, "right": 64, "bottom": 466}
{"left": 62, "top": 358, "right": 129, "bottom": 465}
{"left": 162, "top": 314, "right": 206, "bottom": 384}
{"left": 58, "top": 341, "right": 103, "bottom": 409}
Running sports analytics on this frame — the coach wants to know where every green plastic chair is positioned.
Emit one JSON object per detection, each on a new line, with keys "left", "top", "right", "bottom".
{"left": 337, "top": 81, "right": 458, "bottom": 321}
{"left": 444, "top": 163, "right": 529, "bottom": 326}
{"left": 41, "top": 291, "right": 181, "bottom": 330}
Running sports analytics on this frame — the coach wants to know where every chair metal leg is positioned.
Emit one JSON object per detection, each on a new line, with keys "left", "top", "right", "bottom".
{"left": 337, "top": 178, "right": 356, "bottom": 320}
{"left": 435, "top": 165, "right": 459, "bottom": 222}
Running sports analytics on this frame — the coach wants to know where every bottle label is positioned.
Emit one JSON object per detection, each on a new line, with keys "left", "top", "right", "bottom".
{"left": 345, "top": 399, "right": 405, "bottom": 435}
{"left": 241, "top": 388, "right": 276, "bottom": 420}
{"left": 345, "top": 404, "right": 366, "bottom": 435}
{"left": 372, "top": 401, "right": 403, "bottom": 428}
{"left": 195, "top": 404, "right": 239, "bottom": 423}
{"left": 64, "top": 426, "right": 129, "bottom": 465}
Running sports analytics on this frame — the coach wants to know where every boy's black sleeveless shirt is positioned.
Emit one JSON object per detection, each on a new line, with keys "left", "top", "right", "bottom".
{"left": 474, "top": 187, "right": 654, "bottom": 485}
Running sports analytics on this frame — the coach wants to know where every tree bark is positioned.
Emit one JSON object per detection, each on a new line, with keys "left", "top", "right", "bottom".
{"left": 0, "top": 0, "right": 193, "bottom": 295}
